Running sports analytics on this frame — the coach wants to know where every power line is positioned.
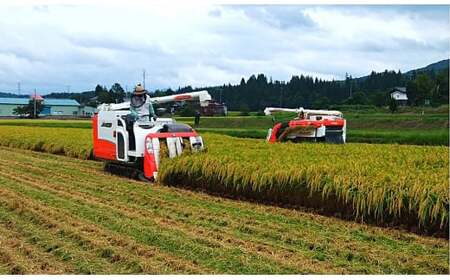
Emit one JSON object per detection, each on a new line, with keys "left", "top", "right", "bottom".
{"left": 143, "top": 69, "right": 146, "bottom": 89}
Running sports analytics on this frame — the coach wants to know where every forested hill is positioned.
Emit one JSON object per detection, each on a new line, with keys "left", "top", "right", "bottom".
{"left": 194, "top": 59, "right": 449, "bottom": 110}
{"left": 0, "top": 92, "right": 26, "bottom": 98}
{"left": 406, "top": 59, "right": 449, "bottom": 75}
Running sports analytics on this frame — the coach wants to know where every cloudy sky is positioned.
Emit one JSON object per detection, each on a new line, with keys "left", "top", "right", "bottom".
{"left": 0, "top": 2, "right": 448, "bottom": 94}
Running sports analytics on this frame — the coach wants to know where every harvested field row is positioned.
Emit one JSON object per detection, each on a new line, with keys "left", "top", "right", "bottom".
{"left": 0, "top": 125, "right": 448, "bottom": 233}
{"left": 0, "top": 146, "right": 448, "bottom": 274}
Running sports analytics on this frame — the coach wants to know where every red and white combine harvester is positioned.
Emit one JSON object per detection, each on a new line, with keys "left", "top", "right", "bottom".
{"left": 92, "top": 90, "right": 211, "bottom": 181}
{"left": 264, "top": 107, "right": 346, "bottom": 144}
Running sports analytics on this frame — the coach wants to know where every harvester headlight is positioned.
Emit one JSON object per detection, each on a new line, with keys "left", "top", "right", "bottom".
{"left": 189, "top": 136, "right": 204, "bottom": 151}
{"left": 146, "top": 138, "right": 153, "bottom": 153}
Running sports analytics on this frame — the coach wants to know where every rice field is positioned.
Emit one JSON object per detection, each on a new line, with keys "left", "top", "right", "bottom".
{"left": 0, "top": 125, "right": 447, "bottom": 234}
{"left": 0, "top": 126, "right": 92, "bottom": 159}
{"left": 160, "top": 135, "right": 449, "bottom": 234}
{"left": 0, "top": 146, "right": 448, "bottom": 274}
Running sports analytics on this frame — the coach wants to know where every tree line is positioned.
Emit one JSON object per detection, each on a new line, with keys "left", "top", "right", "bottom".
{"left": 151, "top": 67, "right": 448, "bottom": 111}
{"left": 196, "top": 68, "right": 448, "bottom": 111}
{"left": 46, "top": 83, "right": 127, "bottom": 107}
{"left": 44, "top": 66, "right": 448, "bottom": 112}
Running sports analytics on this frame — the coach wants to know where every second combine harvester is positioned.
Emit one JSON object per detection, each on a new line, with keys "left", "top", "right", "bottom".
{"left": 264, "top": 107, "right": 346, "bottom": 144}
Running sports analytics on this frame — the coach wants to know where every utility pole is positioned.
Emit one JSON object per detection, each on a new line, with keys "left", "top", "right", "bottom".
{"left": 143, "top": 69, "right": 146, "bottom": 89}
{"left": 67, "top": 85, "right": 70, "bottom": 94}
{"left": 17, "top": 82, "right": 21, "bottom": 95}
{"left": 347, "top": 73, "right": 353, "bottom": 98}
{"left": 33, "top": 88, "right": 37, "bottom": 119}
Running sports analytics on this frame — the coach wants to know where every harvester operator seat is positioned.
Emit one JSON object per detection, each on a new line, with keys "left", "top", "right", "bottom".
{"left": 123, "top": 114, "right": 137, "bottom": 151}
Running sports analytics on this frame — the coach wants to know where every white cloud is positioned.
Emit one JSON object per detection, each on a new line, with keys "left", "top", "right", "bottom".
{"left": 0, "top": 3, "right": 448, "bottom": 94}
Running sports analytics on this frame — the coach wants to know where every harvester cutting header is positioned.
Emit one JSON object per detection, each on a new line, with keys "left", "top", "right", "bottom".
{"left": 264, "top": 107, "right": 346, "bottom": 144}
{"left": 93, "top": 84, "right": 212, "bottom": 181}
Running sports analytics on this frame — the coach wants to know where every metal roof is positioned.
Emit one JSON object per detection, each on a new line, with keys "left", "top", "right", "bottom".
{"left": 0, "top": 98, "right": 29, "bottom": 105}
{"left": 393, "top": 87, "right": 406, "bottom": 93}
{"left": 0, "top": 97, "right": 80, "bottom": 106}
{"left": 43, "top": 99, "right": 80, "bottom": 106}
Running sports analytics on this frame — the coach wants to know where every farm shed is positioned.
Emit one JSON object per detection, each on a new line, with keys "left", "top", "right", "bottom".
{"left": 0, "top": 98, "right": 30, "bottom": 116}
{"left": 0, "top": 97, "right": 81, "bottom": 116}
{"left": 42, "top": 99, "right": 81, "bottom": 116}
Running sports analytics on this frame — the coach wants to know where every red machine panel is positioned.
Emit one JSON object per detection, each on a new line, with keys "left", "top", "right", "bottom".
{"left": 92, "top": 114, "right": 116, "bottom": 160}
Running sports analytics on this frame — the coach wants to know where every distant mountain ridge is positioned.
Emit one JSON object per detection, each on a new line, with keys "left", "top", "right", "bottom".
{"left": 354, "top": 59, "right": 449, "bottom": 82}
{"left": 405, "top": 59, "right": 449, "bottom": 76}
{"left": 0, "top": 92, "right": 28, "bottom": 98}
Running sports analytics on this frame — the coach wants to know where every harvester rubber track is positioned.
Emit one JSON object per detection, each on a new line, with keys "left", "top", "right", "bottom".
{"left": 103, "top": 161, "right": 150, "bottom": 182}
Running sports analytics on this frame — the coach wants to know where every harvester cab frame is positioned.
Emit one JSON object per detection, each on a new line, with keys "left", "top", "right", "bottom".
{"left": 264, "top": 107, "right": 346, "bottom": 144}
{"left": 93, "top": 90, "right": 211, "bottom": 181}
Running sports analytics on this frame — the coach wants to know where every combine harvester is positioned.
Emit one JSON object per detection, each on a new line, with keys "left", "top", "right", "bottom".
{"left": 264, "top": 107, "right": 346, "bottom": 144}
{"left": 93, "top": 90, "right": 212, "bottom": 181}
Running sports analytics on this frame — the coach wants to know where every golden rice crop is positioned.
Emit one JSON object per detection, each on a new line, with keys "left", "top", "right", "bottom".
{"left": 0, "top": 126, "right": 92, "bottom": 159}
{"left": 159, "top": 134, "right": 449, "bottom": 233}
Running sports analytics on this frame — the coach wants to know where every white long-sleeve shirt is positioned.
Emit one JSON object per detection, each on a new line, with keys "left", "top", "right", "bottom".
{"left": 130, "top": 94, "right": 155, "bottom": 124}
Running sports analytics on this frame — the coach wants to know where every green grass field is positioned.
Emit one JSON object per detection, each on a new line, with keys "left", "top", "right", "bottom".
{"left": 0, "top": 146, "right": 448, "bottom": 274}
{"left": 190, "top": 128, "right": 448, "bottom": 146}
{"left": 178, "top": 111, "right": 449, "bottom": 145}
{"left": 1, "top": 111, "right": 446, "bottom": 145}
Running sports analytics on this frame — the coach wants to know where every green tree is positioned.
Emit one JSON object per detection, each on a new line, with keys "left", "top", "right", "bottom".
{"left": 369, "top": 90, "right": 388, "bottom": 107}
{"left": 433, "top": 69, "right": 449, "bottom": 105}
{"left": 407, "top": 74, "right": 434, "bottom": 106}
{"left": 388, "top": 97, "right": 398, "bottom": 113}
{"left": 13, "top": 100, "right": 44, "bottom": 118}
{"left": 345, "top": 91, "right": 368, "bottom": 105}
{"left": 312, "top": 96, "right": 330, "bottom": 109}
{"left": 179, "top": 103, "right": 196, "bottom": 117}
{"left": 95, "top": 84, "right": 114, "bottom": 104}
{"left": 109, "top": 83, "right": 125, "bottom": 103}
{"left": 94, "top": 84, "right": 104, "bottom": 94}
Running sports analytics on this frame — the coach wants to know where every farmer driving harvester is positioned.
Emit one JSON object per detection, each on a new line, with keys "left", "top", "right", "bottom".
{"left": 297, "top": 110, "right": 306, "bottom": 120}
{"left": 130, "top": 83, "right": 156, "bottom": 124}
{"left": 93, "top": 83, "right": 211, "bottom": 181}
